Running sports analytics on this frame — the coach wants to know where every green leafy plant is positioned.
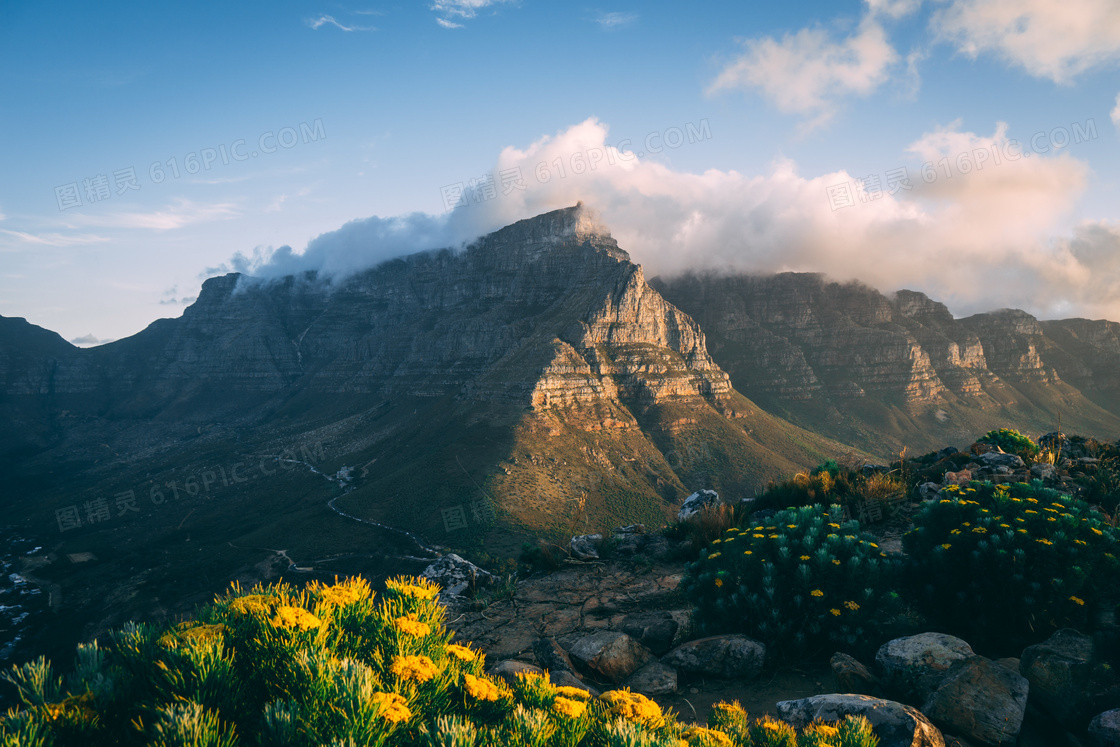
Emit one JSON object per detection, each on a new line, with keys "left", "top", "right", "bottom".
{"left": 681, "top": 504, "right": 902, "bottom": 660}
{"left": 903, "top": 481, "right": 1120, "bottom": 651}
{"left": 977, "top": 429, "right": 1041, "bottom": 462}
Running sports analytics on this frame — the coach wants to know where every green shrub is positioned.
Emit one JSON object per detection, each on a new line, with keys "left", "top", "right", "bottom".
{"left": 903, "top": 481, "right": 1120, "bottom": 651}
{"left": 682, "top": 505, "right": 902, "bottom": 660}
{"left": 0, "top": 577, "right": 888, "bottom": 747}
{"left": 977, "top": 429, "right": 1040, "bottom": 461}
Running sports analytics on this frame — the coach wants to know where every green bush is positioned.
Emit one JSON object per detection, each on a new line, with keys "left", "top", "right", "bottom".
{"left": 977, "top": 429, "right": 1040, "bottom": 461}
{"left": 903, "top": 481, "right": 1120, "bottom": 651}
{"left": 0, "top": 576, "right": 885, "bottom": 747}
{"left": 682, "top": 505, "right": 902, "bottom": 660}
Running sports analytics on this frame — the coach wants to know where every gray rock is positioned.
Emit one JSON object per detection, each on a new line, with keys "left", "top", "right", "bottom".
{"left": 1020, "top": 628, "right": 1095, "bottom": 727}
{"left": 662, "top": 634, "right": 765, "bottom": 680}
{"left": 919, "top": 482, "right": 942, "bottom": 500}
{"left": 1089, "top": 709, "right": 1120, "bottom": 747}
{"left": 921, "top": 656, "right": 1029, "bottom": 746}
{"left": 831, "top": 651, "right": 883, "bottom": 696}
{"left": 995, "top": 658, "right": 1020, "bottom": 672}
{"left": 679, "top": 489, "right": 721, "bottom": 522}
{"left": 1030, "top": 463, "right": 1057, "bottom": 480}
{"left": 777, "top": 694, "right": 945, "bottom": 747}
{"left": 559, "top": 630, "right": 652, "bottom": 683}
{"left": 569, "top": 534, "right": 602, "bottom": 560}
{"left": 548, "top": 669, "right": 600, "bottom": 697}
{"left": 624, "top": 661, "right": 678, "bottom": 695}
{"left": 489, "top": 659, "right": 543, "bottom": 687}
{"left": 532, "top": 638, "right": 577, "bottom": 673}
{"left": 421, "top": 553, "right": 496, "bottom": 596}
{"left": 976, "top": 452, "right": 1026, "bottom": 470}
{"left": 876, "top": 632, "right": 975, "bottom": 701}
{"left": 618, "top": 610, "right": 680, "bottom": 656}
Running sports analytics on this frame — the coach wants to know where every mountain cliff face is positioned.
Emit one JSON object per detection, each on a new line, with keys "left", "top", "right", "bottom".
{"left": 652, "top": 273, "right": 1120, "bottom": 453}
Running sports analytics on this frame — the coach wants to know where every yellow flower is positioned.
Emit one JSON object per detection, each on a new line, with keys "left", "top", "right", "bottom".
{"left": 385, "top": 577, "right": 441, "bottom": 601}
{"left": 844, "top": 601, "right": 859, "bottom": 611}
{"left": 830, "top": 608, "right": 841, "bottom": 616}
{"left": 1025, "top": 510, "right": 1039, "bottom": 515}
{"left": 714, "top": 578, "right": 723, "bottom": 588}
{"left": 832, "top": 559, "right": 841, "bottom": 566}
{"left": 227, "top": 595, "right": 275, "bottom": 617}
{"left": 272, "top": 606, "right": 322, "bottom": 631}
{"left": 390, "top": 655, "right": 439, "bottom": 683}
{"left": 800, "top": 555, "right": 811, "bottom": 561}
{"left": 600, "top": 689, "right": 663, "bottom": 725}
{"left": 1036, "top": 538, "right": 1053, "bottom": 546}
{"left": 370, "top": 692, "right": 412, "bottom": 724}
{"left": 707, "top": 552, "right": 722, "bottom": 560}
{"left": 316, "top": 578, "right": 370, "bottom": 608}
{"left": 1091, "top": 527, "right": 1104, "bottom": 536}
{"left": 394, "top": 614, "right": 431, "bottom": 637}
{"left": 811, "top": 589, "right": 824, "bottom": 597}
{"left": 462, "top": 673, "right": 504, "bottom": 701}
{"left": 941, "top": 543, "right": 952, "bottom": 550}
{"left": 712, "top": 539, "right": 722, "bottom": 545}
{"left": 1017, "top": 529, "right": 1028, "bottom": 534}
{"left": 787, "top": 524, "right": 798, "bottom": 529}
{"left": 1070, "top": 596, "right": 1085, "bottom": 606}
{"left": 804, "top": 722, "right": 839, "bottom": 740}
{"left": 553, "top": 697, "right": 587, "bottom": 719}
{"left": 744, "top": 550, "right": 753, "bottom": 555}
{"left": 682, "top": 726, "right": 735, "bottom": 746}
{"left": 555, "top": 685, "right": 592, "bottom": 700}
{"left": 446, "top": 644, "right": 476, "bottom": 662}
{"left": 972, "top": 527, "right": 988, "bottom": 533}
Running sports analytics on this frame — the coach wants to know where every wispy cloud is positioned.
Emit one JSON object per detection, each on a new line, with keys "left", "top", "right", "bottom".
{"left": 594, "top": 11, "right": 638, "bottom": 29}
{"left": 431, "top": 0, "right": 514, "bottom": 27}
{"left": 0, "top": 230, "right": 110, "bottom": 247}
{"left": 1112, "top": 93, "right": 1120, "bottom": 130}
{"left": 69, "top": 334, "right": 114, "bottom": 346}
{"left": 709, "top": 18, "right": 899, "bottom": 131}
{"left": 305, "top": 14, "right": 376, "bottom": 32}
{"left": 66, "top": 199, "right": 239, "bottom": 231}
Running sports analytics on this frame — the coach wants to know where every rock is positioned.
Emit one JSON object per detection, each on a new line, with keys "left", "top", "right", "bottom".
{"left": 936, "top": 447, "right": 960, "bottom": 460}
{"left": 1089, "top": 709, "right": 1120, "bottom": 747}
{"left": 618, "top": 611, "right": 680, "bottom": 656}
{"left": 995, "top": 658, "right": 1020, "bottom": 672}
{"left": 777, "top": 694, "right": 945, "bottom": 747}
{"left": 489, "top": 660, "right": 543, "bottom": 687}
{"left": 559, "top": 630, "right": 652, "bottom": 683}
{"left": 569, "top": 534, "right": 602, "bottom": 560}
{"left": 662, "top": 634, "right": 766, "bottom": 680}
{"left": 831, "top": 652, "right": 883, "bottom": 696}
{"left": 679, "top": 489, "right": 721, "bottom": 522}
{"left": 1031, "top": 464, "right": 1057, "bottom": 480}
{"left": 1020, "top": 628, "right": 1095, "bottom": 727}
{"left": 944, "top": 738, "right": 976, "bottom": 747}
{"left": 919, "top": 482, "right": 942, "bottom": 500}
{"left": 876, "top": 633, "right": 975, "bottom": 701}
{"left": 976, "top": 452, "right": 1026, "bottom": 470}
{"left": 532, "top": 638, "right": 577, "bottom": 674}
{"left": 943, "top": 470, "right": 972, "bottom": 486}
{"left": 421, "top": 553, "right": 496, "bottom": 596}
{"left": 921, "top": 656, "right": 1029, "bottom": 746}
{"left": 608, "top": 525, "right": 672, "bottom": 558}
{"left": 624, "top": 661, "right": 678, "bottom": 695}
{"left": 549, "top": 669, "right": 600, "bottom": 697}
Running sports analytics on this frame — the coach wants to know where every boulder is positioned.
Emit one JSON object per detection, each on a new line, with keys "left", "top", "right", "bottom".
{"left": 569, "top": 534, "right": 602, "bottom": 560}
{"left": 489, "top": 660, "right": 543, "bottom": 687}
{"left": 921, "top": 656, "right": 1029, "bottom": 746}
{"left": 919, "top": 482, "right": 942, "bottom": 500}
{"left": 532, "top": 638, "right": 577, "bottom": 674}
{"left": 831, "top": 651, "right": 883, "bottom": 696}
{"left": 662, "top": 634, "right": 765, "bottom": 680}
{"left": 1020, "top": 628, "right": 1095, "bottom": 727}
{"left": 876, "top": 633, "right": 975, "bottom": 702}
{"left": 995, "top": 658, "right": 1019, "bottom": 672}
{"left": 618, "top": 611, "right": 680, "bottom": 656}
{"left": 548, "top": 669, "right": 600, "bottom": 697}
{"left": 944, "top": 738, "right": 976, "bottom": 747}
{"left": 1089, "top": 709, "right": 1120, "bottom": 747}
{"left": 1030, "top": 463, "right": 1057, "bottom": 480}
{"left": 421, "top": 553, "right": 496, "bottom": 596}
{"left": 679, "top": 489, "right": 721, "bottom": 522}
{"left": 623, "top": 661, "right": 678, "bottom": 695}
{"left": 608, "top": 525, "right": 673, "bottom": 559}
{"left": 559, "top": 630, "right": 652, "bottom": 683}
{"left": 777, "top": 694, "right": 945, "bottom": 747}
{"left": 976, "top": 452, "right": 1026, "bottom": 470}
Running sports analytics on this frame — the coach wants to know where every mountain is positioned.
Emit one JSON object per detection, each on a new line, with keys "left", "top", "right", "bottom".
{"left": 0, "top": 205, "right": 849, "bottom": 655}
{"left": 652, "top": 273, "right": 1120, "bottom": 454}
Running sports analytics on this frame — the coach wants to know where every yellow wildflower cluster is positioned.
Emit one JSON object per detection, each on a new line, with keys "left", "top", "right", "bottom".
{"left": 446, "top": 644, "right": 477, "bottom": 662}
{"left": 844, "top": 601, "right": 859, "bottom": 611}
{"left": 555, "top": 685, "right": 591, "bottom": 700}
{"left": 552, "top": 696, "right": 587, "bottom": 719}
{"left": 160, "top": 623, "right": 226, "bottom": 648}
{"left": 810, "top": 589, "right": 824, "bottom": 597}
{"left": 682, "top": 726, "right": 735, "bottom": 746}
{"left": 393, "top": 614, "right": 431, "bottom": 637}
{"left": 227, "top": 594, "right": 274, "bottom": 617}
{"left": 462, "top": 673, "right": 504, "bottom": 701}
{"left": 600, "top": 689, "right": 663, "bottom": 725}
{"left": 315, "top": 578, "right": 370, "bottom": 608}
{"left": 385, "top": 577, "right": 441, "bottom": 601}
{"left": 370, "top": 692, "right": 412, "bottom": 724}
{"left": 272, "top": 606, "right": 322, "bottom": 631}
{"left": 390, "top": 654, "right": 439, "bottom": 683}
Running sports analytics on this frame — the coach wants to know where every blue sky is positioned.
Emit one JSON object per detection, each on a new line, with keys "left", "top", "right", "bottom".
{"left": 2, "top": 0, "right": 1120, "bottom": 343}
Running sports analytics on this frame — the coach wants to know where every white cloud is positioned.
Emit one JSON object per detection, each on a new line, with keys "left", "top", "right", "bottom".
{"left": 708, "top": 19, "right": 899, "bottom": 128}
{"left": 305, "top": 15, "right": 375, "bottom": 32}
{"left": 865, "top": 0, "right": 923, "bottom": 19}
{"left": 594, "top": 11, "right": 638, "bottom": 29}
{"left": 239, "top": 117, "right": 1117, "bottom": 319}
{"left": 66, "top": 199, "right": 239, "bottom": 231}
{"left": 0, "top": 230, "right": 110, "bottom": 247}
{"left": 1112, "top": 93, "right": 1120, "bottom": 129}
{"left": 933, "top": 0, "right": 1120, "bottom": 83}
{"left": 431, "top": 0, "right": 513, "bottom": 27}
